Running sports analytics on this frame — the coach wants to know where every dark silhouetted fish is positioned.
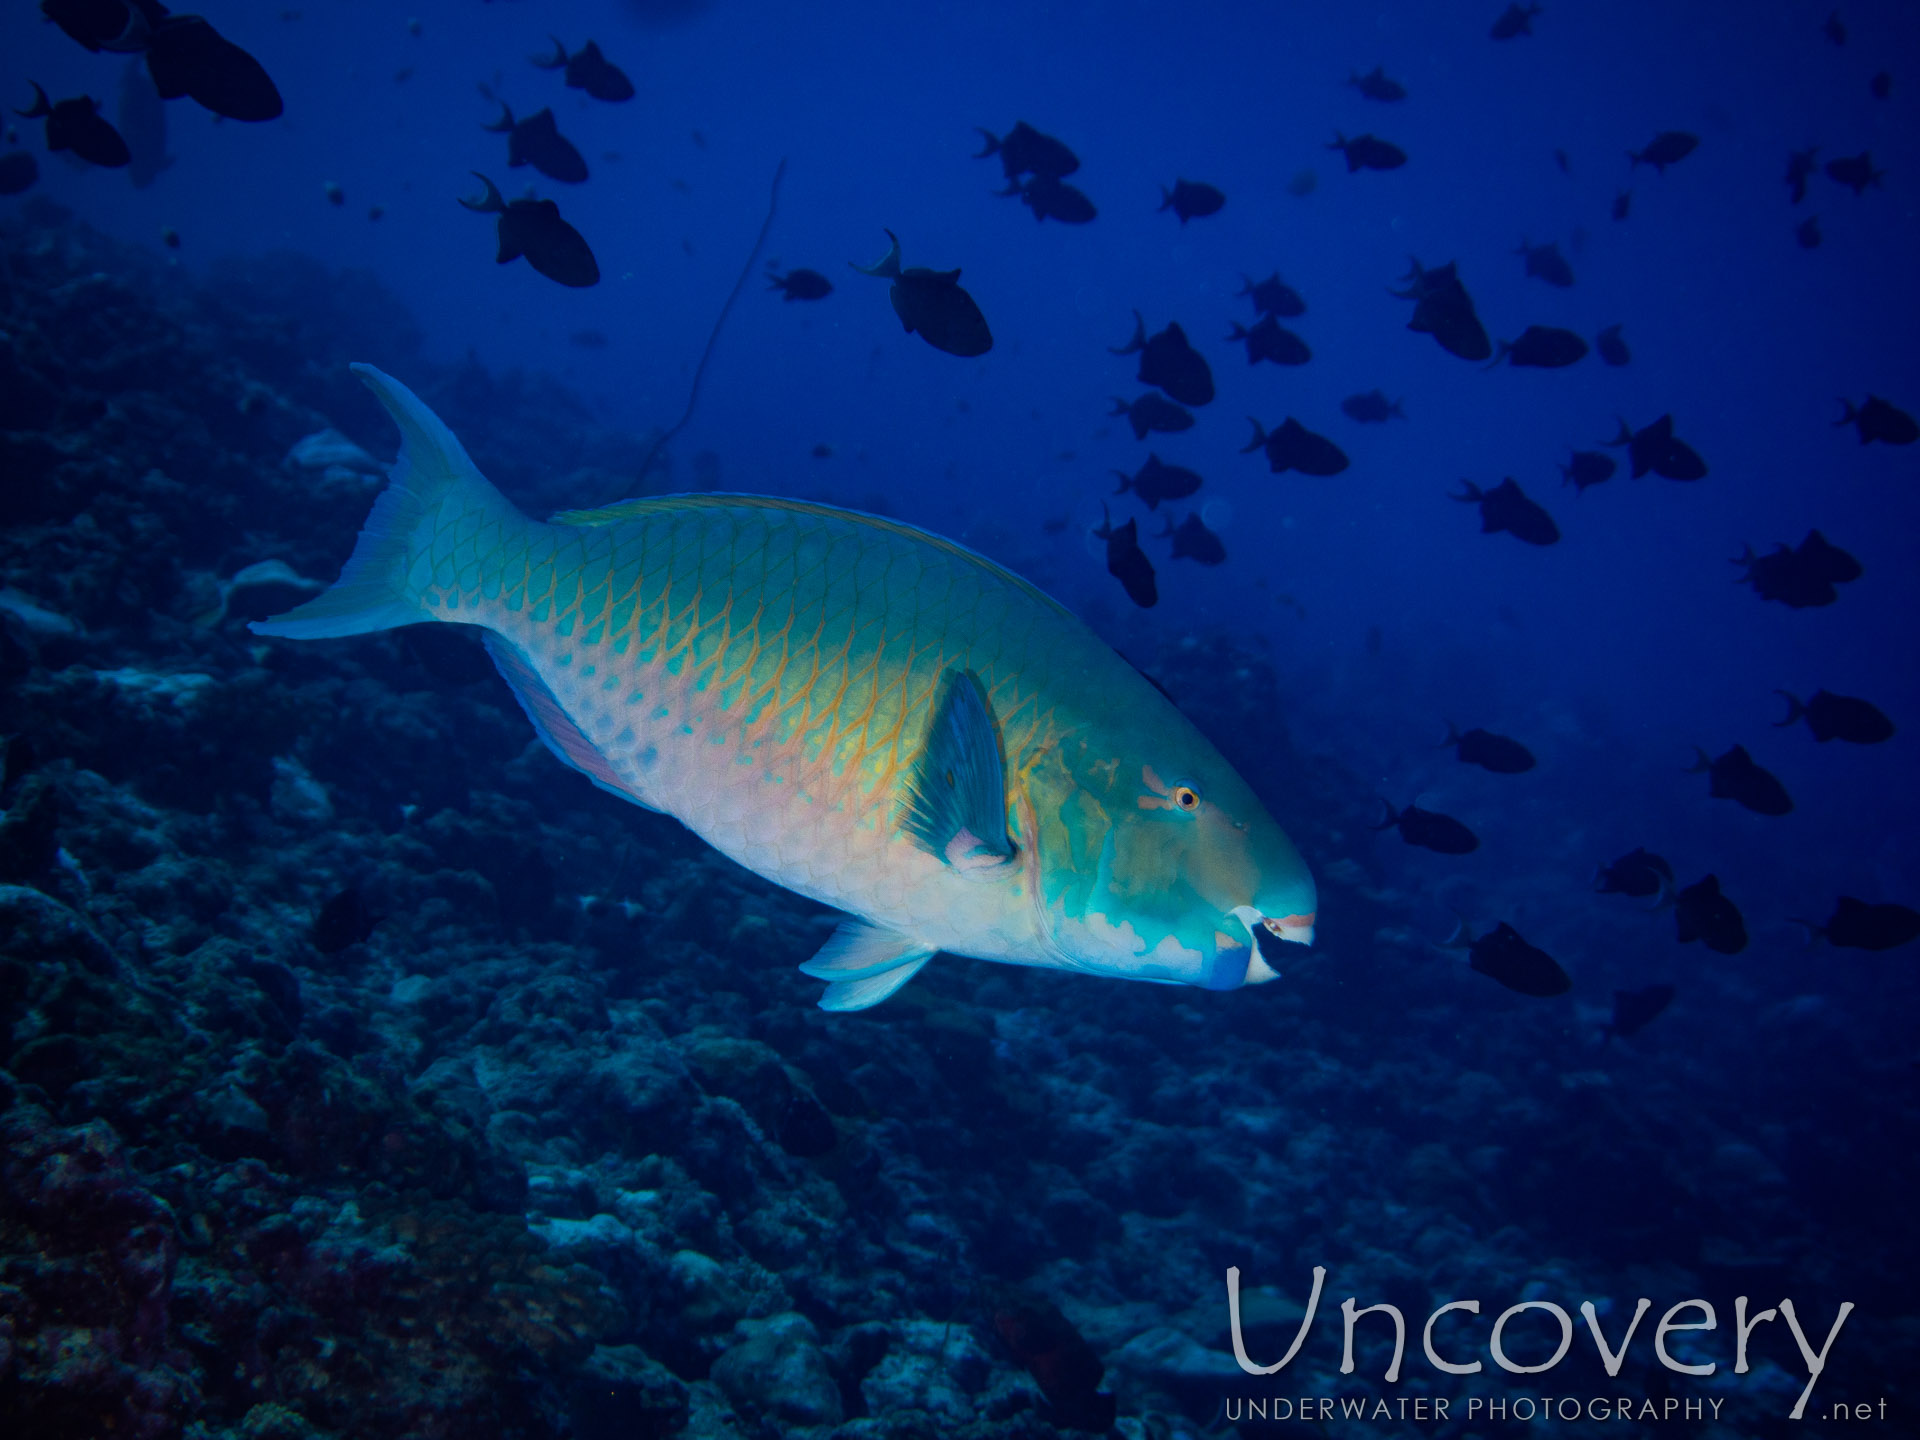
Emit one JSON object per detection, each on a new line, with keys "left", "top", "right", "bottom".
{"left": 1328, "top": 132, "right": 1406, "bottom": 172}
{"left": 117, "top": 55, "right": 171, "bottom": 189}
{"left": 1596, "top": 847, "right": 1674, "bottom": 900}
{"left": 1244, "top": 417, "right": 1349, "bottom": 476}
{"left": 1489, "top": 325, "right": 1588, "bottom": 369}
{"left": 1735, "top": 541, "right": 1838, "bottom": 609}
{"left": 1111, "top": 311, "right": 1213, "bottom": 406}
{"left": 1112, "top": 454, "right": 1202, "bottom": 509}
{"left": 1453, "top": 478, "right": 1559, "bottom": 545}
{"left": 1159, "top": 178, "right": 1225, "bottom": 222}
{"left": 768, "top": 266, "right": 833, "bottom": 301}
{"left": 1612, "top": 189, "right": 1631, "bottom": 220}
{"left": 460, "top": 173, "right": 599, "bottom": 288}
{"left": 1606, "top": 414, "right": 1706, "bottom": 480}
{"left": 312, "top": 886, "right": 382, "bottom": 954}
{"left": 975, "top": 122, "right": 1078, "bottom": 180}
{"left": 1443, "top": 724, "right": 1535, "bottom": 774}
{"left": 1823, "top": 10, "right": 1846, "bottom": 44}
{"left": 16, "top": 84, "right": 130, "bottom": 168}
{"left": 1629, "top": 131, "right": 1698, "bottom": 173}
{"left": 1490, "top": 3, "right": 1542, "bottom": 40}
{"left": 533, "top": 37, "right": 634, "bottom": 102}
{"left": 1238, "top": 272, "right": 1306, "bottom": 318}
{"left": 1595, "top": 324, "right": 1630, "bottom": 366}
{"left": 1775, "top": 689, "right": 1893, "bottom": 744}
{"left": 1675, "top": 874, "right": 1747, "bottom": 954}
{"left": 986, "top": 1287, "right": 1116, "bottom": 1434}
{"left": 0, "top": 150, "right": 37, "bottom": 195}
{"left": 1796, "top": 897, "right": 1920, "bottom": 951}
{"left": 144, "top": 13, "right": 283, "bottom": 121}
{"left": 1108, "top": 393, "right": 1193, "bottom": 440}
{"left": 1561, "top": 450, "right": 1616, "bottom": 493}
{"left": 1825, "top": 151, "right": 1883, "bottom": 195}
{"left": 1516, "top": 239, "right": 1574, "bottom": 287}
{"left": 1391, "top": 258, "right": 1490, "bottom": 361}
{"left": 1604, "top": 984, "right": 1675, "bottom": 1040}
{"left": 1786, "top": 147, "right": 1818, "bottom": 203}
{"left": 1689, "top": 745, "right": 1791, "bottom": 816}
{"left": 1374, "top": 801, "right": 1478, "bottom": 854}
{"left": 851, "top": 231, "right": 992, "bottom": 357}
{"left": 1161, "top": 512, "right": 1226, "bottom": 565}
{"left": 1466, "top": 922, "right": 1570, "bottom": 996}
{"left": 1836, "top": 395, "right": 1916, "bottom": 445}
{"left": 1347, "top": 65, "right": 1407, "bottom": 101}
{"left": 1094, "top": 507, "right": 1157, "bottom": 608}
{"left": 1871, "top": 71, "right": 1891, "bottom": 99}
{"left": 42, "top": 0, "right": 153, "bottom": 53}
{"left": 1341, "top": 390, "right": 1404, "bottom": 423}
{"left": 1797, "top": 215, "right": 1822, "bottom": 248}
{"left": 486, "top": 103, "right": 588, "bottom": 184}
{"left": 1002, "top": 173, "right": 1097, "bottom": 224}
{"left": 1227, "top": 314, "right": 1311, "bottom": 366}
{"left": 1554, "top": 148, "right": 1570, "bottom": 174}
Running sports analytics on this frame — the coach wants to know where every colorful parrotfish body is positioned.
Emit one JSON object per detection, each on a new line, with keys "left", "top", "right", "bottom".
{"left": 256, "top": 366, "right": 1317, "bottom": 1010}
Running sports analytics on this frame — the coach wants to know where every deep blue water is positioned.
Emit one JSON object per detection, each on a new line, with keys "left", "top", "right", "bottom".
{"left": 2, "top": 0, "right": 1918, "bottom": 1435}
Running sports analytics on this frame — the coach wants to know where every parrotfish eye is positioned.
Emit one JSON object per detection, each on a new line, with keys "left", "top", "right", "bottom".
{"left": 1173, "top": 785, "right": 1200, "bottom": 811}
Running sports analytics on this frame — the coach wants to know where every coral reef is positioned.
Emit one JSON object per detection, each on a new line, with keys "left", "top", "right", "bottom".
{"left": 0, "top": 200, "right": 1907, "bottom": 1437}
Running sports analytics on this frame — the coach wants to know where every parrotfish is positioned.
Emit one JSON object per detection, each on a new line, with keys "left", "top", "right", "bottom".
{"left": 256, "top": 367, "right": 1319, "bottom": 1011}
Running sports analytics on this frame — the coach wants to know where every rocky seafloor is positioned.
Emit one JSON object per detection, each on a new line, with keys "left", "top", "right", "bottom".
{"left": 0, "top": 200, "right": 1911, "bottom": 1439}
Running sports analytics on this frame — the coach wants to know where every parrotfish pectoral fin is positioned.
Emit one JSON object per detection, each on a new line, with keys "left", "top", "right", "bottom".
{"left": 800, "top": 918, "right": 937, "bottom": 982}
{"left": 250, "top": 363, "right": 521, "bottom": 640}
{"left": 901, "top": 668, "right": 1017, "bottom": 874}
{"left": 482, "top": 634, "right": 660, "bottom": 811}
{"left": 817, "top": 954, "right": 934, "bottom": 1013}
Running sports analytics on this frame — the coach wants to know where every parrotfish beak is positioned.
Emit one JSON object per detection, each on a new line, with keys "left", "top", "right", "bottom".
{"left": 1230, "top": 905, "right": 1315, "bottom": 986}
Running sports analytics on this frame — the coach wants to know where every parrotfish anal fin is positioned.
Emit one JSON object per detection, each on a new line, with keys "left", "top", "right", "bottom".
{"left": 482, "top": 633, "right": 661, "bottom": 812}
{"left": 901, "top": 668, "right": 1016, "bottom": 872}
{"left": 800, "top": 918, "right": 936, "bottom": 981}
{"left": 817, "top": 954, "right": 933, "bottom": 1012}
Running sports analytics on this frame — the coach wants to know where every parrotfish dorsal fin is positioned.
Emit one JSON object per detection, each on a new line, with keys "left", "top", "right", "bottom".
{"left": 901, "top": 667, "right": 1017, "bottom": 872}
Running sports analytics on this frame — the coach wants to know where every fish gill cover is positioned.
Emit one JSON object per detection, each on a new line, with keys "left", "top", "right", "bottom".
{"left": 1, "top": 1, "right": 1917, "bottom": 1437}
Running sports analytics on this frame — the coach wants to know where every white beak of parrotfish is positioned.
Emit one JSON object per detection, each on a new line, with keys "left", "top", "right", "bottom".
{"left": 1230, "top": 904, "right": 1316, "bottom": 986}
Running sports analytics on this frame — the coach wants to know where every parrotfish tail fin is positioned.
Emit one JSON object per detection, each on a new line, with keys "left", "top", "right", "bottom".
{"left": 1730, "top": 544, "right": 1757, "bottom": 576}
{"left": 1156, "top": 515, "right": 1176, "bottom": 540}
{"left": 1326, "top": 132, "right": 1347, "bottom": 152}
{"left": 1093, "top": 502, "right": 1114, "bottom": 541}
{"left": 251, "top": 364, "right": 518, "bottom": 640}
{"left": 1236, "top": 273, "right": 1253, "bottom": 296}
{"left": 1225, "top": 321, "right": 1248, "bottom": 342}
{"left": 458, "top": 172, "right": 506, "bottom": 214}
{"left": 1834, "top": 398, "right": 1859, "bottom": 429}
{"left": 1684, "top": 747, "right": 1712, "bottom": 775}
{"left": 1773, "top": 690, "right": 1806, "bottom": 727}
{"left": 800, "top": 919, "right": 937, "bottom": 1012}
{"left": 995, "top": 181, "right": 1022, "bottom": 198}
{"left": 1107, "top": 397, "right": 1131, "bottom": 418}
{"left": 1390, "top": 398, "right": 1405, "bottom": 418}
{"left": 1450, "top": 480, "right": 1484, "bottom": 503}
{"left": 972, "top": 127, "right": 1001, "bottom": 159}
{"left": 1626, "top": 149, "right": 1643, "bottom": 169}
{"left": 850, "top": 228, "right": 901, "bottom": 279}
{"left": 766, "top": 273, "right": 786, "bottom": 291}
{"left": 1439, "top": 721, "right": 1462, "bottom": 748}
{"left": 1107, "top": 308, "right": 1146, "bottom": 356}
{"left": 16, "top": 83, "right": 52, "bottom": 119}
{"left": 1438, "top": 913, "right": 1474, "bottom": 949}
{"left": 483, "top": 102, "right": 514, "bottom": 133}
{"left": 531, "top": 36, "right": 568, "bottom": 69}
{"left": 1482, "top": 341, "right": 1511, "bottom": 372}
{"left": 1605, "top": 417, "right": 1633, "bottom": 448}
{"left": 1369, "top": 799, "right": 1400, "bottom": 832}
{"left": 1647, "top": 874, "right": 1675, "bottom": 913}
{"left": 1111, "top": 470, "right": 1133, "bottom": 496}
{"left": 1239, "top": 417, "right": 1268, "bottom": 454}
